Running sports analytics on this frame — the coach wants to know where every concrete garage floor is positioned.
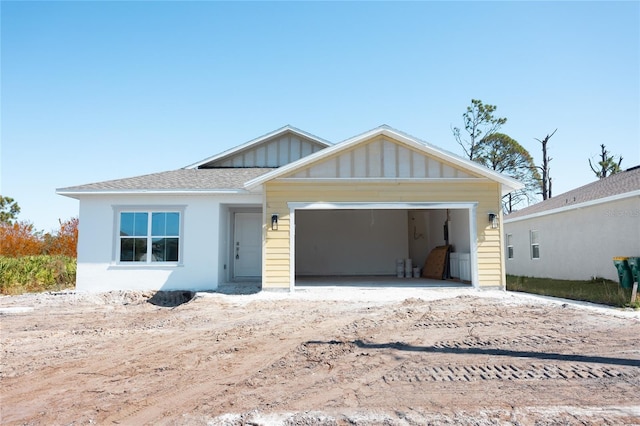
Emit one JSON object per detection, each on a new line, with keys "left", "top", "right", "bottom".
{"left": 218, "top": 276, "right": 470, "bottom": 294}
{"left": 296, "top": 275, "right": 469, "bottom": 288}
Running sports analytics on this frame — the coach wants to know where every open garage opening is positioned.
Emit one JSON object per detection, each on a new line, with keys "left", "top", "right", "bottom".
{"left": 292, "top": 205, "right": 475, "bottom": 288}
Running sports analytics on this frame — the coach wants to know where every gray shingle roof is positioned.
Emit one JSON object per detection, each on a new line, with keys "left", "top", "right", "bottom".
{"left": 57, "top": 168, "right": 276, "bottom": 192}
{"left": 505, "top": 166, "right": 640, "bottom": 220}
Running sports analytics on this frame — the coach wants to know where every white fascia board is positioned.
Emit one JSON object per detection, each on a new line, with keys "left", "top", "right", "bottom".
{"left": 504, "top": 190, "right": 640, "bottom": 223}
{"left": 184, "top": 125, "right": 332, "bottom": 169}
{"left": 56, "top": 189, "right": 254, "bottom": 198}
{"left": 244, "top": 126, "right": 524, "bottom": 193}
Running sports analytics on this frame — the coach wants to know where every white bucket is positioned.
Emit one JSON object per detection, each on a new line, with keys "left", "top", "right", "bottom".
{"left": 396, "top": 259, "right": 405, "bottom": 277}
{"left": 404, "top": 259, "right": 413, "bottom": 277}
{"left": 413, "top": 267, "right": 421, "bottom": 278}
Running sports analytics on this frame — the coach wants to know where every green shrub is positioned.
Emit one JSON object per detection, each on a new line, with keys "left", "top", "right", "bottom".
{"left": 0, "top": 255, "right": 76, "bottom": 295}
{"left": 506, "top": 275, "right": 638, "bottom": 308}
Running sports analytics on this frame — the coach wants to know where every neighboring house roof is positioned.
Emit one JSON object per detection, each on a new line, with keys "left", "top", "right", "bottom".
{"left": 505, "top": 165, "right": 640, "bottom": 221}
{"left": 244, "top": 125, "right": 524, "bottom": 195}
{"left": 184, "top": 125, "right": 332, "bottom": 169}
{"left": 56, "top": 168, "right": 275, "bottom": 196}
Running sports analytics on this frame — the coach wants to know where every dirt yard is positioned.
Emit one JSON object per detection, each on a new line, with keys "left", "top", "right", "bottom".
{"left": 1, "top": 286, "right": 639, "bottom": 425}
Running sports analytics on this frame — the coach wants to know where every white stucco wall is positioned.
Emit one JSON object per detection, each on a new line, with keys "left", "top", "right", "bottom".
{"left": 504, "top": 195, "right": 640, "bottom": 282}
{"left": 75, "top": 193, "right": 261, "bottom": 292}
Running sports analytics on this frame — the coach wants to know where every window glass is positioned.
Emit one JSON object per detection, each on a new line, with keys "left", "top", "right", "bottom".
{"left": 531, "top": 231, "right": 539, "bottom": 245}
{"left": 120, "top": 238, "right": 148, "bottom": 262}
{"left": 532, "top": 245, "right": 540, "bottom": 259}
{"left": 118, "top": 211, "right": 180, "bottom": 263}
{"left": 151, "top": 213, "right": 166, "bottom": 236}
{"left": 120, "top": 213, "right": 134, "bottom": 236}
{"left": 530, "top": 230, "right": 540, "bottom": 259}
{"left": 121, "top": 212, "right": 149, "bottom": 237}
{"left": 152, "top": 237, "right": 179, "bottom": 262}
{"left": 133, "top": 213, "right": 148, "bottom": 236}
{"left": 165, "top": 212, "right": 180, "bottom": 236}
{"left": 152, "top": 212, "right": 180, "bottom": 236}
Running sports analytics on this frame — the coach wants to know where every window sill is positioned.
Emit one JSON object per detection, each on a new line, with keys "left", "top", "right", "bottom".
{"left": 108, "top": 263, "right": 183, "bottom": 270}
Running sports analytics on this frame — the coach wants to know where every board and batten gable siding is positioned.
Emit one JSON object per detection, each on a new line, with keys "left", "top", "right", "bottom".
{"left": 289, "top": 136, "right": 475, "bottom": 179}
{"left": 206, "top": 133, "right": 326, "bottom": 168}
{"left": 263, "top": 180, "right": 504, "bottom": 289}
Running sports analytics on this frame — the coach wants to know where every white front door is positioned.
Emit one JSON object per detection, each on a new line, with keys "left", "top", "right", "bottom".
{"left": 234, "top": 212, "right": 262, "bottom": 278}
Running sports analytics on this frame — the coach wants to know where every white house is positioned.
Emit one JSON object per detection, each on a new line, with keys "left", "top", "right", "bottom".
{"left": 57, "top": 125, "right": 523, "bottom": 293}
{"left": 503, "top": 166, "right": 640, "bottom": 282}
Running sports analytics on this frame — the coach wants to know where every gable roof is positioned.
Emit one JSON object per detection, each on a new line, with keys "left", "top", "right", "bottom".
{"left": 505, "top": 165, "right": 640, "bottom": 221}
{"left": 56, "top": 168, "right": 275, "bottom": 196}
{"left": 184, "top": 125, "right": 332, "bottom": 169}
{"left": 244, "top": 125, "right": 524, "bottom": 195}
{"left": 57, "top": 125, "right": 527, "bottom": 198}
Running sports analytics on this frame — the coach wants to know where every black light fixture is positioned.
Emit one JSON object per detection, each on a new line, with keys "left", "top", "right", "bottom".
{"left": 271, "top": 214, "right": 279, "bottom": 231}
{"left": 488, "top": 212, "right": 498, "bottom": 229}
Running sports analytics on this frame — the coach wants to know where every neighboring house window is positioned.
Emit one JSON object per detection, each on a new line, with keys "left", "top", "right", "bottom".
{"left": 530, "top": 230, "right": 540, "bottom": 259}
{"left": 506, "top": 233, "right": 514, "bottom": 259}
{"left": 119, "top": 211, "right": 181, "bottom": 263}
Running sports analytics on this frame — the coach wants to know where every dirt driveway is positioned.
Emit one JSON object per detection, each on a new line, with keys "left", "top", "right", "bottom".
{"left": 1, "top": 287, "right": 639, "bottom": 425}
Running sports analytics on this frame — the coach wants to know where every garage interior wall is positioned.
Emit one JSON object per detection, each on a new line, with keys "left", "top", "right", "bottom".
{"left": 409, "top": 209, "right": 470, "bottom": 267}
{"left": 295, "top": 210, "right": 409, "bottom": 275}
{"left": 449, "top": 209, "right": 471, "bottom": 253}
{"left": 296, "top": 208, "right": 472, "bottom": 277}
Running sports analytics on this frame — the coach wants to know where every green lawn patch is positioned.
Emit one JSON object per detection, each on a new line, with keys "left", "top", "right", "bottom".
{"left": 506, "top": 275, "right": 638, "bottom": 308}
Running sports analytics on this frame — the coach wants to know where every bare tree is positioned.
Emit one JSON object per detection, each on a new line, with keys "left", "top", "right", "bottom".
{"left": 452, "top": 99, "right": 507, "bottom": 161}
{"left": 589, "top": 144, "right": 623, "bottom": 179}
{"left": 535, "top": 129, "right": 557, "bottom": 200}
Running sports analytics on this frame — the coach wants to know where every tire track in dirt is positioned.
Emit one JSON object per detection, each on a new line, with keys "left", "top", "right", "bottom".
{"left": 382, "top": 361, "right": 640, "bottom": 382}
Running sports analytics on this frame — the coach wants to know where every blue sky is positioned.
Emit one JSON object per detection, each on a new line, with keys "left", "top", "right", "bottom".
{"left": 2, "top": 1, "right": 639, "bottom": 232}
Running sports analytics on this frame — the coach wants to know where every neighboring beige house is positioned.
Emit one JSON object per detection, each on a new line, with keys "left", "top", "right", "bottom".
{"left": 504, "top": 166, "right": 640, "bottom": 282}
{"left": 57, "top": 125, "right": 523, "bottom": 293}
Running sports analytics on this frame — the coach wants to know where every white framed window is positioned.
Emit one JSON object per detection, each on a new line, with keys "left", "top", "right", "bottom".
{"left": 506, "top": 233, "right": 514, "bottom": 259}
{"left": 115, "top": 207, "right": 184, "bottom": 264}
{"left": 530, "top": 230, "right": 540, "bottom": 259}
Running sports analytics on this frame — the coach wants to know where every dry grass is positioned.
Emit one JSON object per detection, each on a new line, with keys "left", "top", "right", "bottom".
{"left": 0, "top": 255, "right": 76, "bottom": 295}
{"left": 506, "top": 275, "right": 638, "bottom": 308}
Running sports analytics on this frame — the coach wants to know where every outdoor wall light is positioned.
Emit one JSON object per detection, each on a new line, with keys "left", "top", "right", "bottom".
{"left": 488, "top": 212, "right": 498, "bottom": 229}
{"left": 271, "top": 214, "right": 279, "bottom": 231}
